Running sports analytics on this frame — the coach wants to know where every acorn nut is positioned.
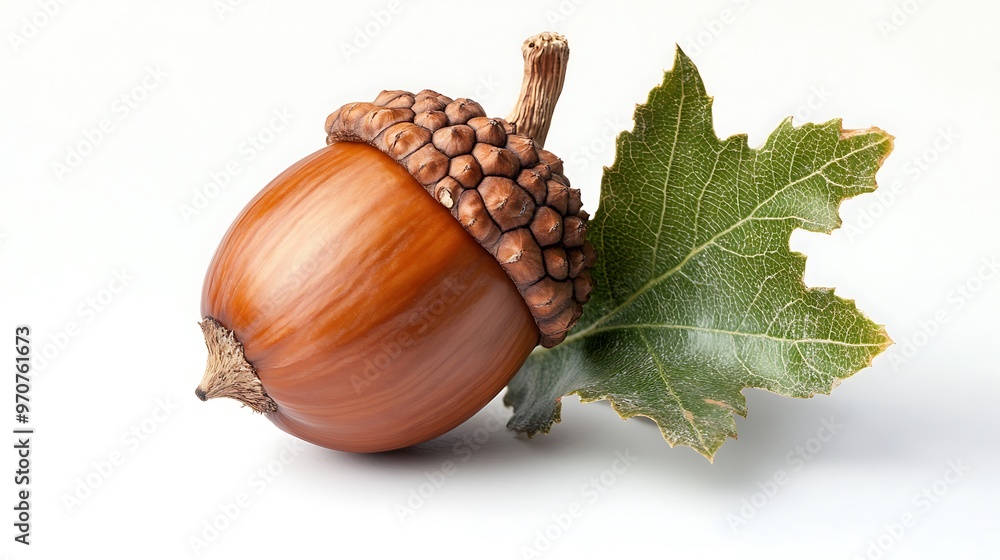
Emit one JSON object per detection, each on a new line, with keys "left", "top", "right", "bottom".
{"left": 194, "top": 32, "right": 593, "bottom": 453}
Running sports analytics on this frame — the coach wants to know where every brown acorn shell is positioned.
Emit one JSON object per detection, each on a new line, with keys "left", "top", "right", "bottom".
{"left": 202, "top": 142, "right": 539, "bottom": 452}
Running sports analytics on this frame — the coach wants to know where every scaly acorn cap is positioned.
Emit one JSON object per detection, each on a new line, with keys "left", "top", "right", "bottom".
{"left": 323, "top": 33, "right": 594, "bottom": 348}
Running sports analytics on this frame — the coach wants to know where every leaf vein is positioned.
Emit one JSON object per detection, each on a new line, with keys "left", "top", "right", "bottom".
{"left": 649, "top": 60, "right": 687, "bottom": 279}
{"left": 572, "top": 323, "right": 883, "bottom": 348}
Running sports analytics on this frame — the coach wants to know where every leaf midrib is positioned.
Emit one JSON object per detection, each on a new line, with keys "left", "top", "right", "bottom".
{"left": 566, "top": 323, "right": 887, "bottom": 348}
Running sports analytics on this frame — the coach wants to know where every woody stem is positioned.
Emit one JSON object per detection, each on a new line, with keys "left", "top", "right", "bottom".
{"left": 506, "top": 32, "right": 570, "bottom": 149}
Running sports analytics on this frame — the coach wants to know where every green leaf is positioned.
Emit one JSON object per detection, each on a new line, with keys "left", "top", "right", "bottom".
{"left": 504, "top": 48, "right": 893, "bottom": 460}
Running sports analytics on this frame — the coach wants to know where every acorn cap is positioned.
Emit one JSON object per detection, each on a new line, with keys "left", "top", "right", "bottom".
{"left": 324, "top": 89, "right": 594, "bottom": 348}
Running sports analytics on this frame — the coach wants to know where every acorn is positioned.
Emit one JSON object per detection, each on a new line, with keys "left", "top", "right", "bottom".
{"left": 194, "top": 32, "right": 595, "bottom": 453}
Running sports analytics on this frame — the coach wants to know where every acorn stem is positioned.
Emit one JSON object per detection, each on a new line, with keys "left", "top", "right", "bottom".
{"left": 506, "top": 32, "right": 569, "bottom": 149}
{"left": 196, "top": 317, "right": 277, "bottom": 413}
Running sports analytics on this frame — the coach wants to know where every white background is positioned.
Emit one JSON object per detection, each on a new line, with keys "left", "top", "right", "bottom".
{"left": 2, "top": 0, "right": 998, "bottom": 558}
